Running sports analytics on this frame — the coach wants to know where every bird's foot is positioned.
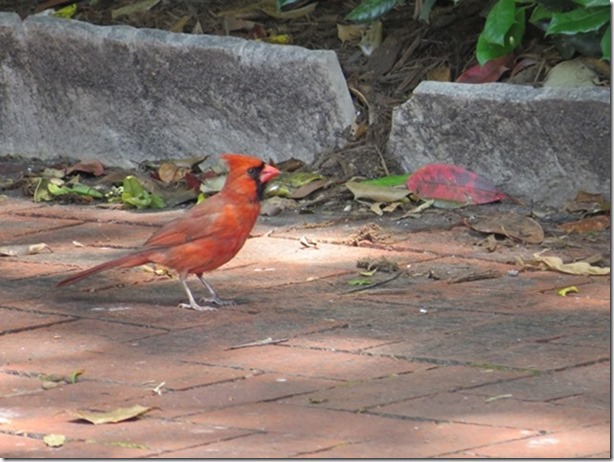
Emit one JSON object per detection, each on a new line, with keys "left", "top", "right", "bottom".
{"left": 200, "top": 296, "right": 236, "bottom": 307}
{"left": 178, "top": 301, "right": 218, "bottom": 312}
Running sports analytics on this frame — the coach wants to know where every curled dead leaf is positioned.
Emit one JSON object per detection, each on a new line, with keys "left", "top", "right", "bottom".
{"left": 532, "top": 251, "right": 610, "bottom": 276}
{"left": 466, "top": 212, "right": 544, "bottom": 245}
{"left": 558, "top": 215, "right": 610, "bottom": 234}
{"left": 70, "top": 405, "right": 154, "bottom": 425}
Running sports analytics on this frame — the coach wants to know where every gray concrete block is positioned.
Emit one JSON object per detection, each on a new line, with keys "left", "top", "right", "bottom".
{"left": 387, "top": 81, "right": 610, "bottom": 207}
{"left": 0, "top": 12, "right": 354, "bottom": 166}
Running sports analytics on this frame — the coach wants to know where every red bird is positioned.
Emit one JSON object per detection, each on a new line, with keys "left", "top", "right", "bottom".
{"left": 57, "top": 154, "right": 280, "bottom": 311}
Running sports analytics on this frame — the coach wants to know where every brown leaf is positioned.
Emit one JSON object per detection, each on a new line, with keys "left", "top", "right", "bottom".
{"left": 66, "top": 160, "right": 105, "bottom": 176}
{"left": 466, "top": 212, "right": 544, "bottom": 244}
{"left": 558, "top": 215, "right": 610, "bottom": 234}
{"left": 289, "top": 178, "right": 330, "bottom": 199}
{"left": 532, "top": 252, "right": 610, "bottom": 276}
{"left": 70, "top": 405, "right": 153, "bottom": 425}
{"left": 158, "top": 162, "right": 189, "bottom": 184}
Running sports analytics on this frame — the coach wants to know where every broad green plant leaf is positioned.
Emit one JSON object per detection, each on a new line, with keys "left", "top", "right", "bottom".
{"left": 361, "top": 174, "right": 410, "bottom": 187}
{"left": 481, "top": 0, "right": 517, "bottom": 46}
{"left": 546, "top": 6, "right": 610, "bottom": 35}
{"left": 345, "top": 0, "right": 401, "bottom": 23}
{"left": 477, "top": 7, "right": 526, "bottom": 65}
{"left": 600, "top": 25, "right": 610, "bottom": 60}
{"left": 276, "top": 0, "right": 303, "bottom": 10}
{"left": 121, "top": 176, "right": 166, "bottom": 209}
{"left": 529, "top": 4, "right": 555, "bottom": 26}
{"left": 572, "top": 0, "right": 609, "bottom": 7}
{"left": 345, "top": 181, "right": 410, "bottom": 203}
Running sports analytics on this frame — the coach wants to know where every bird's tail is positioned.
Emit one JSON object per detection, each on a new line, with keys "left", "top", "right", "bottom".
{"left": 56, "top": 252, "right": 152, "bottom": 287}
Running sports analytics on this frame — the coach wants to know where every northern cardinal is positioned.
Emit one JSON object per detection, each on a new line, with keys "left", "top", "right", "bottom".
{"left": 57, "top": 154, "right": 280, "bottom": 311}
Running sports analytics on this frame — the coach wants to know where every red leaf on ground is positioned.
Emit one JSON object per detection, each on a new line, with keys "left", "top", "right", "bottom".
{"left": 183, "top": 172, "right": 202, "bottom": 191}
{"left": 406, "top": 163, "right": 512, "bottom": 206}
{"left": 455, "top": 54, "right": 515, "bottom": 84}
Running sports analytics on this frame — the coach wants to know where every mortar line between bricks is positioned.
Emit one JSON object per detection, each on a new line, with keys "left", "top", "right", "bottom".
{"left": 3, "top": 219, "right": 85, "bottom": 240}
{"left": 141, "top": 429, "right": 264, "bottom": 458}
{"left": 363, "top": 409, "right": 542, "bottom": 432}
{"left": 292, "top": 441, "right": 360, "bottom": 458}
{"left": 430, "top": 420, "right": 612, "bottom": 458}
{"left": 0, "top": 316, "right": 79, "bottom": 337}
{"left": 0, "top": 304, "right": 172, "bottom": 334}
{"left": 273, "top": 341, "right": 545, "bottom": 375}
{"left": 9, "top": 210, "right": 164, "bottom": 229}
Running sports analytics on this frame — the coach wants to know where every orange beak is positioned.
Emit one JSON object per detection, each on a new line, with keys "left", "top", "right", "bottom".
{"left": 260, "top": 164, "right": 281, "bottom": 184}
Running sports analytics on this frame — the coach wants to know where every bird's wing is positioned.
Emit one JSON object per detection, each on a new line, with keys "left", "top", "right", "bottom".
{"left": 143, "top": 197, "right": 226, "bottom": 248}
{"left": 143, "top": 196, "right": 259, "bottom": 249}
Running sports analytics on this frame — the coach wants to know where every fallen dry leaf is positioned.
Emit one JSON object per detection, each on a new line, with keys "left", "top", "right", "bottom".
{"left": 0, "top": 243, "right": 52, "bottom": 257}
{"left": 43, "top": 434, "right": 66, "bottom": 447}
{"left": 532, "top": 252, "right": 610, "bottom": 276}
{"left": 466, "top": 212, "right": 544, "bottom": 245}
{"left": 558, "top": 215, "right": 610, "bottom": 234}
{"left": 66, "top": 160, "right": 105, "bottom": 177}
{"left": 70, "top": 405, "right": 153, "bottom": 425}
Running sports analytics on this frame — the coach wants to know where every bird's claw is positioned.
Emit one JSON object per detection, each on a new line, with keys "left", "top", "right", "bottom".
{"left": 178, "top": 302, "right": 218, "bottom": 312}
{"left": 200, "top": 297, "right": 236, "bottom": 307}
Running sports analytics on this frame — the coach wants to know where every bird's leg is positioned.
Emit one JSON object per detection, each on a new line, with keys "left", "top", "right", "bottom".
{"left": 178, "top": 278, "right": 217, "bottom": 312}
{"left": 197, "top": 274, "right": 236, "bottom": 306}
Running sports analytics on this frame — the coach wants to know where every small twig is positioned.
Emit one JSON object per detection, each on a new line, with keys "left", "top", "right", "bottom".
{"left": 343, "top": 271, "right": 405, "bottom": 294}
{"left": 374, "top": 145, "right": 389, "bottom": 176}
{"left": 226, "top": 337, "right": 289, "bottom": 350}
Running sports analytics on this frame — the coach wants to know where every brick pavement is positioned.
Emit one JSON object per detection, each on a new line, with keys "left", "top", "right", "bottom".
{"left": 0, "top": 197, "right": 610, "bottom": 458}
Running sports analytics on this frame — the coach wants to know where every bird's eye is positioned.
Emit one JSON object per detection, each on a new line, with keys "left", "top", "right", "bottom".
{"left": 247, "top": 167, "right": 258, "bottom": 176}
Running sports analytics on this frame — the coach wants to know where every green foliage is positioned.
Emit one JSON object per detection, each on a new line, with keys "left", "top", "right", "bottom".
{"left": 477, "top": 0, "right": 610, "bottom": 64}
{"left": 120, "top": 176, "right": 166, "bottom": 209}
{"left": 278, "top": 0, "right": 609, "bottom": 64}
{"left": 345, "top": 0, "right": 403, "bottom": 23}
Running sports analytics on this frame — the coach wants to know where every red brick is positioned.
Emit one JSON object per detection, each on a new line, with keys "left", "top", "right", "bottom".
{"left": 136, "top": 373, "right": 338, "bottom": 418}
{"left": 0, "top": 318, "right": 165, "bottom": 368}
{"left": 463, "top": 362, "right": 610, "bottom": 407}
{"left": 377, "top": 391, "right": 608, "bottom": 432}
{"left": 158, "top": 431, "right": 342, "bottom": 458}
{"left": 281, "top": 365, "right": 529, "bottom": 411}
{"left": 190, "top": 402, "right": 534, "bottom": 458}
{"left": 200, "top": 344, "right": 419, "bottom": 381}
{"left": 473, "top": 423, "right": 610, "bottom": 458}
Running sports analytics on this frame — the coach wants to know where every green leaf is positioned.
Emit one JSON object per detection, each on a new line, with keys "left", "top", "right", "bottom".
{"left": 477, "top": 7, "right": 526, "bottom": 65}
{"left": 121, "top": 176, "right": 166, "bottom": 209}
{"left": 572, "top": 0, "right": 610, "bottom": 7}
{"left": 70, "top": 183, "right": 104, "bottom": 199}
{"left": 546, "top": 6, "right": 610, "bottom": 35}
{"left": 148, "top": 194, "right": 166, "bottom": 209}
{"left": 601, "top": 24, "right": 610, "bottom": 60}
{"left": 47, "top": 183, "right": 71, "bottom": 196}
{"left": 481, "top": 0, "right": 517, "bottom": 46}
{"left": 361, "top": 174, "right": 410, "bottom": 187}
{"left": 417, "top": 0, "right": 437, "bottom": 22}
{"left": 347, "top": 278, "right": 374, "bottom": 286}
{"left": 276, "top": 0, "right": 301, "bottom": 11}
{"left": 529, "top": 4, "right": 555, "bottom": 26}
{"left": 345, "top": 0, "right": 401, "bottom": 23}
